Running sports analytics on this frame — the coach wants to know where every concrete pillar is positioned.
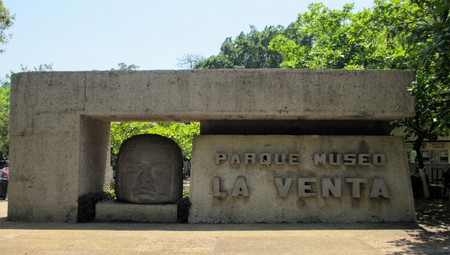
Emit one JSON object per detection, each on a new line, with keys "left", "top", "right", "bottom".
{"left": 79, "top": 116, "right": 111, "bottom": 196}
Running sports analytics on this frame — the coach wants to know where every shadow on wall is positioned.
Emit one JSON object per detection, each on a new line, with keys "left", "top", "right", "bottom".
{"left": 388, "top": 199, "right": 450, "bottom": 254}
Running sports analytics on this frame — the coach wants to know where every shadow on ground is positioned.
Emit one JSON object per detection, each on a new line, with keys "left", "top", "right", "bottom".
{"left": 0, "top": 200, "right": 432, "bottom": 231}
{"left": 387, "top": 199, "right": 450, "bottom": 254}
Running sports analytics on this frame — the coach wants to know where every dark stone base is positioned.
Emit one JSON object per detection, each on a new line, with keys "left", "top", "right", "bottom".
{"left": 201, "top": 120, "right": 390, "bottom": 136}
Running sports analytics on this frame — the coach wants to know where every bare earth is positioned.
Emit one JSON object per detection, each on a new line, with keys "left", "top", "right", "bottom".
{"left": 0, "top": 199, "right": 449, "bottom": 254}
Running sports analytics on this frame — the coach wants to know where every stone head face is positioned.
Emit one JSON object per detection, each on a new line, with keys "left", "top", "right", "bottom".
{"left": 115, "top": 134, "right": 183, "bottom": 204}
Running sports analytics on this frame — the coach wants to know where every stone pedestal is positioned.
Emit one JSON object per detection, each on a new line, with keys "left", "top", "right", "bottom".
{"left": 96, "top": 200, "right": 177, "bottom": 223}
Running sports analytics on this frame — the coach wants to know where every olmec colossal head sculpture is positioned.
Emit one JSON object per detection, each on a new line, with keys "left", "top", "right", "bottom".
{"left": 115, "top": 134, "right": 183, "bottom": 204}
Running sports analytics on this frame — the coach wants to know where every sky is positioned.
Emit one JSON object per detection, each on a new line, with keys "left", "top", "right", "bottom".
{"left": 0, "top": 0, "right": 374, "bottom": 77}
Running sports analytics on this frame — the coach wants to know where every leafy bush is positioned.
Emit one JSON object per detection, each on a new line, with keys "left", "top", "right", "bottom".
{"left": 110, "top": 122, "right": 200, "bottom": 160}
{"left": 77, "top": 190, "right": 115, "bottom": 222}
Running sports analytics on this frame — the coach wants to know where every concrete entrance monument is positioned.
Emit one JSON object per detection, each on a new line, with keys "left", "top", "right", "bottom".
{"left": 8, "top": 69, "right": 416, "bottom": 223}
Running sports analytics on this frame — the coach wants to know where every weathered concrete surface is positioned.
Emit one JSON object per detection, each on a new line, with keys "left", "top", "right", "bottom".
{"left": 1, "top": 200, "right": 450, "bottom": 255}
{"left": 190, "top": 135, "right": 415, "bottom": 223}
{"left": 96, "top": 200, "right": 177, "bottom": 222}
{"left": 8, "top": 70, "right": 415, "bottom": 222}
{"left": 12, "top": 70, "right": 415, "bottom": 122}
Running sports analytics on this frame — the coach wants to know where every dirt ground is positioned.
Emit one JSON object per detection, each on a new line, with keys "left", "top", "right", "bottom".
{"left": 0, "top": 199, "right": 449, "bottom": 254}
{"left": 402, "top": 199, "right": 450, "bottom": 254}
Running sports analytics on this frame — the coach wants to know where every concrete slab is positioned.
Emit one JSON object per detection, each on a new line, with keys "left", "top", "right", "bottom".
{"left": 0, "top": 200, "right": 449, "bottom": 254}
{"left": 96, "top": 200, "right": 177, "bottom": 223}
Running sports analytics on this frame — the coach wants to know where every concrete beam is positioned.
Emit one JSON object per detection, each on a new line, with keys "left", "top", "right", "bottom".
{"left": 14, "top": 69, "right": 415, "bottom": 121}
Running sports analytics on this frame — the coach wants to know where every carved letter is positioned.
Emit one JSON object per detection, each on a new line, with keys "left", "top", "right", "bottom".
{"left": 321, "top": 178, "right": 341, "bottom": 198}
{"left": 232, "top": 176, "right": 250, "bottom": 197}
{"left": 346, "top": 178, "right": 366, "bottom": 198}
{"left": 215, "top": 153, "right": 227, "bottom": 165}
{"left": 370, "top": 178, "right": 390, "bottom": 198}
{"left": 373, "top": 154, "right": 386, "bottom": 165}
{"left": 343, "top": 154, "right": 356, "bottom": 165}
{"left": 313, "top": 154, "right": 326, "bottom": 165}
{"left": 212, "top": 176, "right": 227, "bottom": 197}
{"left": 274, "top": 153, "right": 286, "bottom": 164}
{"left": 329, "top": 154, "right": 341, "bottom": 165}
{"left": 245, "top": 153, "right": 256, "bottom": 164}
{"left": 260, "top": 153, "right": 271, "bottom": 166}
{"left": 298, "top": 178, "right": 317, "bottom": 197}
{"left": 289, "top": 153, "right": 300, "bottom": 165}
{"left": 274, "top": 177, "right": 293, "bottom": 197}
{"left": 230, "top": 154, "right": 241, "bottom": 166}
{"left": 358, "top": 154, "right": 370, "bottom": 166}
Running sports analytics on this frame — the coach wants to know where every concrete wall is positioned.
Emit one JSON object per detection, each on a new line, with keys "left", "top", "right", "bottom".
{"left": 8, "top": 73, "right": 85, "bottom": 222}
{"left": 8, "top": 70, "right": 415, "bottom": 222}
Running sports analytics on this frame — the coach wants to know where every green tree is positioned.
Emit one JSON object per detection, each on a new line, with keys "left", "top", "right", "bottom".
{"left": 395, "top": 0, "right": 450, "bottom": 168}
{"left": 110, "top": 122, "right": 199, "bottom": 160}
{"left": 270, "top": 3, "right": 357, "bottom": 69}
{"left": 0, "top": 0, "right": 14, "bottom": 54}
{"left": 195, "top": 25, "right": 285, "bottom": 69}
{"left": 0, "top": 85, "right": 9, "bottom": 160}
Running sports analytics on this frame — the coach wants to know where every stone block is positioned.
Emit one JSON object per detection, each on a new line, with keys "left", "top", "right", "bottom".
{"left": 96, "top": 200, "right": 178, "bottom": 222}
{"left": 189, "top": 135, "right": 416, "bottom": 223}
{"left": 79, "top": 69, "right": 415, "bottom": 121}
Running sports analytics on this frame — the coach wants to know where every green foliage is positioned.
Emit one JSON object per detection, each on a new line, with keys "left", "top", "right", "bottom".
{"left": 0, "top": 1, "right": 14, "bottom": 54}
{"left": 110, "top": 122, "right": 200, "bottom": 160}
{"left": 271, "top": 3, "right": 357, "bottom": 69}
{"left": 111, "top": 62, "right": 139, "bottom": 71}
{"left": 195, "top": 25, "right": 285, "bottom": 69}
{"left": 0, "top": 85, "right": 9, "bottom": 160}
{"left": 77, "top": 190, "right": 115, "bottom": 222}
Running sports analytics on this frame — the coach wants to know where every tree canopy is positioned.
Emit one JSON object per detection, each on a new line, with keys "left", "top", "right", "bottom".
{"left": 110, "top": 122, "right": 199, "bottom": 160}
{"left": 0, "top": 0, "right": 14, "bottom": 54}
{"left": 195, "top": 25, "right": 285, "bottom": 69}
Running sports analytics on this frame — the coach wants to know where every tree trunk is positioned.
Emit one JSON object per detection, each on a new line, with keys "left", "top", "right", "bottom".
{"left": 414, "top": 138, "right": 430, "bottom": 199}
